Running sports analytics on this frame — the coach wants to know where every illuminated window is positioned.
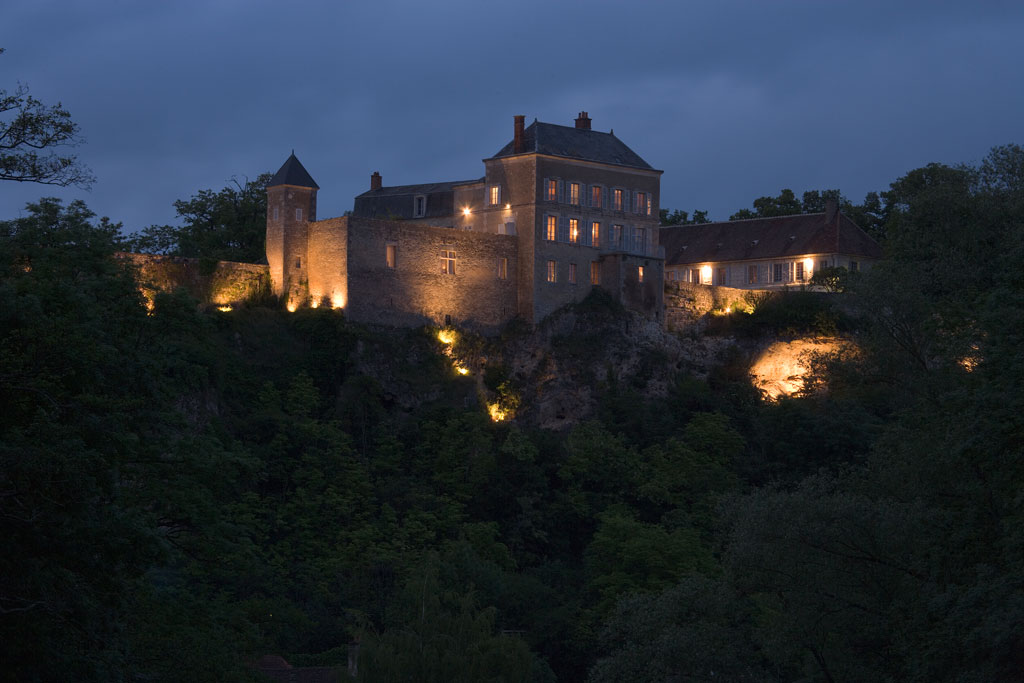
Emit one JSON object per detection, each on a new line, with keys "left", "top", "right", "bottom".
{"left": 497, "top": 257, "right": 508, "bottom": 280}
{"left": 590, "top": 185, "right": 602, "bottom": 208}
{"left": 590, "top": 261, "right": 600, "bottom": 285}
{"left": 635, "top": 192, "right": 646, "bottom": 214}
{"left": 546, "top": 215, "right": 557, "bottom": 241}
{"left": 666, "top": 270, "right": 676, "bottom": 281}
{"left": 546, "top": 260, "right": 557, "bottom": 283}
{"left": 546, "top": 179, "right": 557, "bottom": 201}
{"left": 569, "top": 262, "right": 577, "bottom": 284}
{"left": 273, "top": 205, "right": 279, "bottom": 221}
{"left": 569, "top": 218, "right": 579, "bottom": 243}
{"left": 795, "top": 261, "right": 805, "bottom": 281}
{"left": 612, "top": 189, "right": 623, "bottom": 211}
{"left": 747, "top": 265, "right": 758, "bottom": 284}
{"left": 386, "top": 244, "right": 396, "bottom": 269}
{"left": 414, "top": 195, "right": 426, "bottom": 217}
{"left": 591, "top": 221, "right": 600, "bottom": 247}
{"left": 569, "top": 182, "right": 580, "bottom": 205}
{"left": 638, "top": 266, "right": 644, "bottom": 283}
{"left": 441, "top": 249, "right": 456, "bottom": 275}
{"left": 295, "top": 208, "right": 303, "bottom": 221}
{"left": 489, "top": 185, "right": 500, "bottom": 206}
{"left": 646, "top": 194, "right": 652, "bottom": 216}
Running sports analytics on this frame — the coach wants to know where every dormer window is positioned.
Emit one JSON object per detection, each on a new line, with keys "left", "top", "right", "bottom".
{"left": 414, "top": 195, "right": 426, "bottom": 218}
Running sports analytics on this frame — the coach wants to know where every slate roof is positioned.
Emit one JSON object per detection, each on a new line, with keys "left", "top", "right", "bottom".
{"left": 268, "top": 152, "right": 319, "bottom": 189}
{"left": 660, "top": 212, "right": 882, "bottom": 266}
{"left": 489, "top": 121, "right": 656, "bottom": 171}
{"left": 354, "top": 178, "right": 482, "bottom": 199}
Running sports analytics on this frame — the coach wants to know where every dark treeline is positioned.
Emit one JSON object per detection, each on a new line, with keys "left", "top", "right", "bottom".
{"left": 1, "top": 145, "right": 1022, "bottom": 681}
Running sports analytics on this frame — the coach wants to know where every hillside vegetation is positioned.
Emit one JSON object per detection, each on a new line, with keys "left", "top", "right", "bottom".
{"left": 2, "top": 145, "right": 1023, "bottom": 682}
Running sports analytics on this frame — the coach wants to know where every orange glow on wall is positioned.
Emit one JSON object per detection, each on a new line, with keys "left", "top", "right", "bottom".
{"left": 331, "top": 293, "right": 345, "bottom": 309}
{"left": 286, "top": 301, "right": 298, "bottom": 313}
{"left": 462, "top": 207, "right": 471, "bottom": 217}
{"left": 750, "top": 338, "right": 841, "bottom": 399}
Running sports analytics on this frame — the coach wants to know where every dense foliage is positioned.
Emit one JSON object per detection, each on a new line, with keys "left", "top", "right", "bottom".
{"left": 2, "top": 144, "right": 1022, "bottom": 681}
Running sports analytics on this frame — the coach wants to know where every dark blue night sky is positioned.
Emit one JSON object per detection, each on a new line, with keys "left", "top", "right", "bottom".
{"left": 4, "top": 0, "right": 1023, "bottom": 230}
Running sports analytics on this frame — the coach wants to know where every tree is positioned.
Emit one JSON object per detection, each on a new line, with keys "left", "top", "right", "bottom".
{"left": 659, "top": 207, "right": 710, "bottom": 226}
{"left": 0, "top": 49, "right": 94, "bottom": 188}
{"left": 127, "top": 173, "right": 273, "bottom": 263}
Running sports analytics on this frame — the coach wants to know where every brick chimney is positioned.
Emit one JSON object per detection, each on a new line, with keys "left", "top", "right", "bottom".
{"left": 513, "top": 115, "right": 525, "bottom": 154}
{"left": 370, "top": 171, "right": 382, "bottom": 191}
{"left": 575, "top": 111, "right": 591, "bottom": 130}
{"left": 825, "top": 198, "right": 839, "bottom": 223}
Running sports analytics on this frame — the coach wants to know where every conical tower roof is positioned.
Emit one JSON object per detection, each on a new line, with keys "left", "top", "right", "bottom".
{"left": 268, "top": 152, "right": 319, "bottom": 189}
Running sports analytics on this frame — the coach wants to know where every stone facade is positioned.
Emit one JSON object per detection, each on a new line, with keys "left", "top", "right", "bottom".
{"left": 118, "top": 253, "right": 269, "bottom": 307}
{"left": 266, "top": 113, "right": 666, "bottom": 331}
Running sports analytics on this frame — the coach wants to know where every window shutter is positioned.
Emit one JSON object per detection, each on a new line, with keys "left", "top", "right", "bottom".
{"left": 542, "top": 178, "right": 549, "bottom": 201}
{"left": 557, "top": 179, "right": 564, "bottom": 204}
{"left": 603, "top": 187, "right": 609, "bottom": 210}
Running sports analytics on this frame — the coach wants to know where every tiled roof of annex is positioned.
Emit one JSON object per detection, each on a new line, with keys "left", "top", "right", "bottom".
{"left": 660, "top": 211, "right": 882, "bottom": 266}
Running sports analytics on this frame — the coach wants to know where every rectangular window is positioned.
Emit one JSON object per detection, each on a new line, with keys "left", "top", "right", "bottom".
{"left": 386, "top": 244, "right": 396, "bottom": 269}
{"left": 273, "top": 205, "right": 279, "bottom": 221}
{"left": 503, "top": 221, "right": 516, "bottom": 235}
{"left": 773, "top": 263, "right": 785, "bottom": 282}
{"left": 590, "top": 185, "right": 602, "bottom": 208}
{"left": 295, "top": 257, "right": 301, "bottom": 269}
{"left": 569, "top": 182, "right": 580, "bottom": 205}
{"left": 691, "top": 268, "right": 701, "bottom": 284}
{"left": 546, "top": 260, "right": 557, "bottom": 283}
{"left": 635, "top": 192, "right": 646, "bottom": 214}
{"left": 295, "top": 208, "right": 303, "bottom": 221}
{"left": 591, "top": 221, "right": 600, "bottom": 247}
{"left": 497, "top": 257, "right": 508, "bottom": 280}
{"left": 414, "top": 195, "right": 426, "bottom": 217}
{"left": 489, "top": 185, "right": 500, "bottom": 206}
{"left": 546, "top": 179, "right": 557, "bottom": 201}
{"left": 612, "top": 189, "right": 623, "bottom": 211}
{"left": 636, "top": 227, "right": 647, "bottom": 253}
{"left": 546, "top": 215, "right": 557, "bottom": 241}
{"left": 850, "top": 260, "right": 859, "bottom": 272}
{"left": 569, "top": 262, "right": 577, "bottom": 284}
{"left": 441, "top": 249, "right": 456, "bottom": 275}
{"left": 666, "top": 270, "right": 676, "bottom": 281}
{"left": 716, "top": 267, "right": 726, "bottom": 285}
{"left": 647, "top": 194, "right": 652, "bottom": 216}
{"left": 590, "top": 261, "right": 600, "bottom": 285}
{"left": 795, "top": 261, "right": 805, "bottom": 282}
{"left": 638, "top": 266, "right": 645, "bottom": 283}
{"left": 819, "top": 259, "right": 828, "bottom": 270}
{"left": 747, "top": 265, "right": 758, "bottom": 284}
{"left": 569, "top": 218, "right": 579, "bottom": 243}
{"left": 612, "top": 224, "right": 623, "bottom": 249}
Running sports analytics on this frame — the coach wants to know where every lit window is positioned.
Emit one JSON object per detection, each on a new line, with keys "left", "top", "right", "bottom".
{"left": 569, "top": 182, "right": 580, "bottom": 205}
{"left": 497, "top": 257, "right": 508, "bottom": 280}
{"left": 569, "top": 218, "right": 579, "bottom": 244}
{"left": 635, "top": 192, "right": 646, "bottom": 214}
{"left": 546, "top": 215, "right": 557, "bottom": 241}
{"left": 795, "top": 261, "right": 805, "bottom": 282}
{"left": 612, "top": 189, "right": 623, "bottom": 211}
{"left": 386, "top": 244, "right": 396, "bottom": 269}
{"left": 273, "top": 205, "right": 279, "bottom": 221}
{"left": 666, "top": 270, "right": 676, "bottom": 281}
{"left": 590, "top": 185, "right": 602, "bottom": 208}
{"left": 295, "top": 208, "right": 303, "bottom": 221}
{"left": 638, "top": 266, "right": 644, "bottom": 283}
{"left": 546, "top": 179, "right": 557, "bottom": 201}
{"left": 441, "top": 249, "right": 456, "bottom": 275}
{"left": 414, "top": 195, "right": 426, "bottom": 217}
{"left": 569, "top": 262, "right": 577, "bottom": 284}
{"left": 646, "top": 194, "right": 652, "bottom": 216}
{"left": 547, "top": 260, "right": 557, "bottom": 283}
{"left": 747, "top": 265, "right": 757, "bottom": 284}
{"left": 591, "top": 221, "right": 600, "bottom": 247}
{"left": 590, "top": 261, "right": 600, "bottom": 285}
{"left": 489, "top": 185, "right": 500, "bottom": 206}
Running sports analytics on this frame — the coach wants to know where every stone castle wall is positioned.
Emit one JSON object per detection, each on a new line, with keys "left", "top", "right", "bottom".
{"left": 118, "top": 253, "right": 270, "bottom": 306}
{"left": 343, "top": 217, "right": 519, "bottom": 332}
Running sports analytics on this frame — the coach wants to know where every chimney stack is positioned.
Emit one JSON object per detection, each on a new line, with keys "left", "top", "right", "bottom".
{"left": 513, "top": 115, "right": 525, "bottom": 154}
{"left": 575, "top": 111, "right": 591, "bottom": 130}
{"left": 370, "top": 171, "right": 382, "bottom": 191}
{"left": 825, "top": 198, "right": 839, "bottom": 223}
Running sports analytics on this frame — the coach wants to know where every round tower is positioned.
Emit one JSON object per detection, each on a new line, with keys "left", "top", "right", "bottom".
{"left": 266, "top": 152, "right": 319, "bottom": 305}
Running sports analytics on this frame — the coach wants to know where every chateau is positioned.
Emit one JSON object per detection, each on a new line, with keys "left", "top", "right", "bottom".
{"left": 266, "top": 113, "right": 665, "bottom": 331}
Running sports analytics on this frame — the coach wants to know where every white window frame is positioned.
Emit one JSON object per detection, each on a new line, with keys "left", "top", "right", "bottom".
{"left": 546, "top": 260, "right": 557, "bottom": 283}
{"left": 441, "top": 249, "right": 456, "bottom": 275}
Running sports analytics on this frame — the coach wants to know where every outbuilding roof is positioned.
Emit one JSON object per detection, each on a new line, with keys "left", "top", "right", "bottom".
{"left": 660, "top": 211, "right": 882, "bottom": 266}
{"left": 268, "top": 152, "right": 319, "bottom": 189}
{"left": 489, "top": 121, "right": 656, "bottom": 171}
{"left": 354, "top": 178, "right": 482, "bottom": 198}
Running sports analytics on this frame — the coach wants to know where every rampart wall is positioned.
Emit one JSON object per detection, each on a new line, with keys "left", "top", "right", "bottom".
{"left": 117, "top": 253, "right": 269, "bottom": 306}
